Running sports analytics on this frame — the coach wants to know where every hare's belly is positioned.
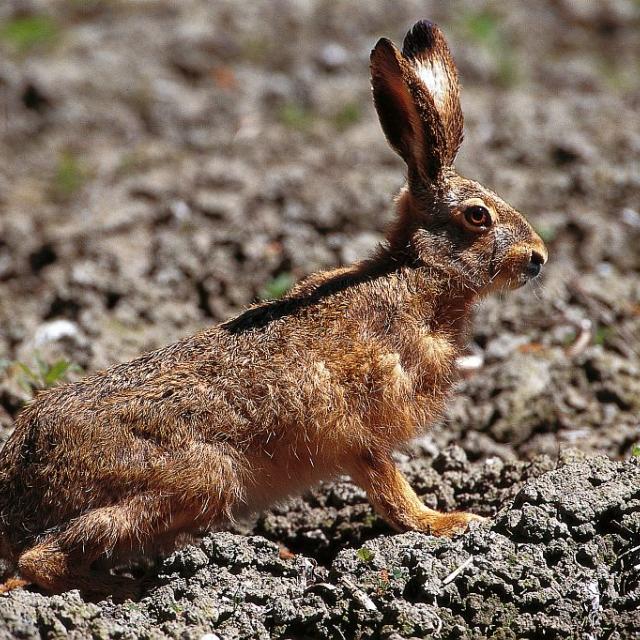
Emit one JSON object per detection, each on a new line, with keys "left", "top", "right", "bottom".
{"left": 235, "top": 448, "right": 342, "bottom": 517}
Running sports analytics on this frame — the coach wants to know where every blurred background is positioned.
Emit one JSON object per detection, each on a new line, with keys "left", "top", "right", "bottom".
{"left": 0, "top": 0, "right": 638, "bottom": 462}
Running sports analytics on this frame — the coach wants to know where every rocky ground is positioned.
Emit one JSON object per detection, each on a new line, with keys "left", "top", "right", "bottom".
{"left": 0, "top": 0, "right": 639, "bottom": 638}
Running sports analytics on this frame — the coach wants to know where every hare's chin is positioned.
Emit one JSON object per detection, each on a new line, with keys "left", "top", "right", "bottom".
{"left": 514, "top": 273, "right": 541, "bottom": 290}
{"left": 489, "top": 272, "right": 533, "bottom": 293}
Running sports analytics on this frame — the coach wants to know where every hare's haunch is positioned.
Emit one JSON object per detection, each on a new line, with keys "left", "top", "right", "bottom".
{"left": 0, "top": 21, "right": 547, "bottom": 600}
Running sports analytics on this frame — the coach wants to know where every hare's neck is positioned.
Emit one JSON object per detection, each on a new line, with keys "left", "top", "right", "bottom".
{"left": 358, "top": 266, "right": 474, "bottom": 406}
{"left": 402, "top": 266, "right": 477, "bottom": 342}
{"left": 351, "top": 252, "right": 477, "bottom": 342}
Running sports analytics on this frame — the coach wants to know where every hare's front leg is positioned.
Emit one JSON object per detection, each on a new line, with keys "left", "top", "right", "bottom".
{"left": 349, "top": 454, "right": 485, "bottom": 536}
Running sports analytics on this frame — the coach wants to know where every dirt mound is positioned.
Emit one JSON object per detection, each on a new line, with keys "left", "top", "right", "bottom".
{"left": 0, "top": 452, "right": 637, "bottom": 639}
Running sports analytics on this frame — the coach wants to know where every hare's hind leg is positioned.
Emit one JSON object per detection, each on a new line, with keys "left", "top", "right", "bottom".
{"left": 16, "top": 501, "right": 156, "bottom": 601}
{"left": 17, "top": 445, "right": 242, "bottom": 600}
{"left": 17, "top": 496, "right": 203, "bottom": 601}
{"left": 0, "top": 538, "right": 25, "bottom": 593}
{"left": 17, "top": 538, "right": 140, "bottom": 601}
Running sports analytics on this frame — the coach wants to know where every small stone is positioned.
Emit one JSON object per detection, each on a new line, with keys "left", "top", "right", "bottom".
{"left": 318, "top": 43, "right": 349, "bottom": 70}
{"left": 33, "top": 320, "right": 81, "bottom": 346}
{"left": 432, "top": 446, "right": 468, "bottom": 473}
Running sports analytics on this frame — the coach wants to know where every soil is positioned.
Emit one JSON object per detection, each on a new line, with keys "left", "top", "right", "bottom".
{"left": 0, "top": 1, "right": 639, "bottom": 638}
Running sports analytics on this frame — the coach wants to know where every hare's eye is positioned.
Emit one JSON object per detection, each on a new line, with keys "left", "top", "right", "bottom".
{"left": 464, "top": 205, "right": 491, "bottom": 228}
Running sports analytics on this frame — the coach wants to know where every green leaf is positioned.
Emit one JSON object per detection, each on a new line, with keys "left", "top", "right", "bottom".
{"left": 259, "top": 273, "right": 295, "bottom": 301}
{"left": 13, "top": 356, "right": 80, "bottom": 395}
{"left": 594, "top": 326, "right": 612, "bottom": 346}
{"left": 332, "top": 102, "right": 362, "bottom": 131}
{"left": 43, "top": 360, "right": 72, "bottom": 386}
{"left": 52, "top": 151, "right": 87, "bottom": 201}
{"left": 464, "top": 11, "right": 501, "bottom": 45}
{"left": 17, "top": 362, "right": 39, "bottom": 383}
{"left": 35, "top": 353, "right": 48, "bottom": 377}
{"left": 356, "top": 547, "right": 375, "bottom": 563}
{"left": 0, "top": 16, "right": 59, "bottom": 53}
{"left": 278, "top": 102, "right": 315, "bottom": 131}
{"left": 17, "top": 378, "right": 34, "bottom": 394}
{"left": 459, "top": 10, "right": 519, "bottom": 87}
{"left": 631, "top": 444, "right": 640, "bottom": 458}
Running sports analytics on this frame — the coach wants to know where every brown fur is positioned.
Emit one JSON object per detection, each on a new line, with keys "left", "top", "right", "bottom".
{"left": 0, "top": 21, "right": 547, "bottom": 600}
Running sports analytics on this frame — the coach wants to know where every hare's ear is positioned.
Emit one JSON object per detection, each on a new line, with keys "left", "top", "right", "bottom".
{"left": 402, "top": 20, "right": 463, "bottom": 164}
{"left": 370, "top": 22, "right": 463, "bottom": 181}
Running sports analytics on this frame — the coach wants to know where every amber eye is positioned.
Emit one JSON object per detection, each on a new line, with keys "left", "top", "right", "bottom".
{"left": 464, "top": 205, "right": 491, "bottom": 228}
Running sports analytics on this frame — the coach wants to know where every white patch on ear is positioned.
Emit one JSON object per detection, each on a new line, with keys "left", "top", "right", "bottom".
{"left": 414, "top": 58, "right": 450, "bottom": 111}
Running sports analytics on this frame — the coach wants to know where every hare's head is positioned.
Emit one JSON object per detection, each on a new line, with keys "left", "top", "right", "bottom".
{"left": 371, "top": 21, "right": 547, "bottom": 294}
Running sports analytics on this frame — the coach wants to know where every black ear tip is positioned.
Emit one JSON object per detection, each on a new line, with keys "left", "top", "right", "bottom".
{"left": 415, "top": 18, "right": 437, "bottom": 30}
{"left": 402, "top": 19, "right": 442, "bottom": 58}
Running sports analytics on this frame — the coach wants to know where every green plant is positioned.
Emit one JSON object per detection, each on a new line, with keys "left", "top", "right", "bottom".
{"left": 0, "top": 15, "right": 59, "bottom": 53}
{"left": 356, "top": 547, "right": 375, "bottom": 563}
{"left": 390, "top": 567, "right": 403, "bottom": 580}
{"left": 332, "top": 102, "right": 362, "bottom": 131}
{"left": 361, "top": 512, "right": 377, "bottom": 527}
{"left": 373, "top": 570, "right": 391, "bottom": 594}
{"left": 52, "top": 151, "right": 87, "bottom": 200}
{"left": 459, "top": 10, "right": 519, "bottom": 87}
{"left": 593, "top": 326, "right": 612, "bottom": 346}
{"left": 631, "top": 444, "right": 640, "bottom": 458}
{"left": 12, "top": 355, "right": 81, "bottom": 395}
{"left": 278, "top": 102, "right": 315, "bottom": 131}
{"left": 464, "top": 10, "right": 500, "bottom": 42}
{"left": 259, "top": 273, "right": 295, "bottom": 301}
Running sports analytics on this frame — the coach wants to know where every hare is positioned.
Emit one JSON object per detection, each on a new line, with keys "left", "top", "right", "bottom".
{"left": 0, "top": 20, "right": 546, "bottom": 600}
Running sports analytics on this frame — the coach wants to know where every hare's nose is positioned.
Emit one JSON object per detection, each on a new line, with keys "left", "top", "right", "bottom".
{"left": 527, "top": 250, "right": 546, "bottom": 278}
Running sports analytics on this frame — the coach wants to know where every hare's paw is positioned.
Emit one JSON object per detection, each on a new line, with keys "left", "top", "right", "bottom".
{"left": 0, "top": 577, "right": 29, "bottom": 594}
{"left": 421, "top": 510, "right": 488, "bottom": 537}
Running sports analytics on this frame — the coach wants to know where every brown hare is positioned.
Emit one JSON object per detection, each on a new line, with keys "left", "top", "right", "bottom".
{"left": 0, "top": 20, "right": 547, "bottom": 600}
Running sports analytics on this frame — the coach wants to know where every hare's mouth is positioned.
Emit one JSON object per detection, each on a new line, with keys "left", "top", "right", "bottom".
{"left": 494, "top": 247, "right": 546, "bottom": 291}
{"left": 514, "top": 249, "right": 546, "bottom": 287}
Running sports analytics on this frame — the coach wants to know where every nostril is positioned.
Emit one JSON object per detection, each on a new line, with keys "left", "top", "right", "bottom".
{"left": 530, "top": 250, "right": 545, "bottom": 266}
{"left": 527, "top": 251, "right": 545, "bottom": 278}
